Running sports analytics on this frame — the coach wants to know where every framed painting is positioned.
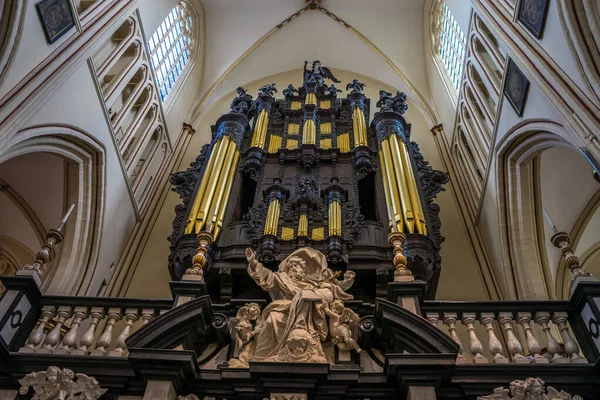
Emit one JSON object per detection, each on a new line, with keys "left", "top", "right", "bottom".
{"left": 36, "top": 0, "right": 75, "bottom": 44}
{"left": 517, "top": 0, "right": 550, "bottom": 39}
{"left": 504, "top": 58, "right": 530, "bottom": 117}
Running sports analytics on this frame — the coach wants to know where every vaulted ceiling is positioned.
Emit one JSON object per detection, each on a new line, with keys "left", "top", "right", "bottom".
{"left": 191, "top": 0, "right": 439, "bottom": 123}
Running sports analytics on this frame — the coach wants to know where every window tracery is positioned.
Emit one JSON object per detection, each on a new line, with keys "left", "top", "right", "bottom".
{"left": 147, "top": 2, "right": 194, "bottom": 102}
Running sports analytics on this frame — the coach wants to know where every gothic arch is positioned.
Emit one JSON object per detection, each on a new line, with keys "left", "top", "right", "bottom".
{"left": 0, "top": 0, "right": 25, "bottom": 87}
{"left": 557, "top": 0, "right": 600, "bottom": 101}
{"left": 0, "top": 124, "right": 106, "bottom": 296}
{"left": 496, "top": 119, "right": 583, "bottom": 300}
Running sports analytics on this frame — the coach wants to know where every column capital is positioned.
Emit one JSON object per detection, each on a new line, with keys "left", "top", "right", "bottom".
{"left": 182, "top": 123, "right": 195, "bottom": 135}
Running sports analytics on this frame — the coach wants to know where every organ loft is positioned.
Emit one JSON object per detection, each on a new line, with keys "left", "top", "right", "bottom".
{"left": 168, "top": 61, "right": 449, "bottom": 303}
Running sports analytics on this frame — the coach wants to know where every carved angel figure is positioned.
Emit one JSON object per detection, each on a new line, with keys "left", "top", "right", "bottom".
{"left": 230, "top": 87, "right": 255, "bottom": 118}
{"left": 228, "top": 302, "right": 262, "bottom": 368}
{"left": 324, "top": 299, "right": 361, "bottom": 353}
{"left": 376, "top": 90, "right": 394, "bottom": 111}
{"left": 283, "top": 84, "right": 299, "bottom": 99}
{"left": 19, "top": 366, "right": 107, "bottom": 400}
{"left": 303, "top": 60, "right": 340, "bottom": 87}
{"left": 259, "top": 83, "right": 277, "bottom": 97}
{"left": 326, "top": 84, "right": 342, "bottom": 98}
{"left": 346, "top": 79, "right": 366, "bottom": 94}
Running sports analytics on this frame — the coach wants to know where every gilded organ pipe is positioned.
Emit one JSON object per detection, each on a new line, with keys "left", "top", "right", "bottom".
{"left": 380, "top": 138, "right": 404, "bottom": 232}
{"left": 194, "top": 135, "right": 231, "bottom": 232}
{"left": 251, "top": 108, "right": 269, "bottom": 148}
{"left": 388, "top": 134, "right": 415, "bottom": 233}
{"left": 185, "top": 136, "right": 227, "bottom": 234}
{"left": 352, "top": 107, "right": 368, "bottom": 147}
{"left": 208, "top": 141, "right": 239, "bottom": 239}
{"left": 302, "top": 119, "right": 316, "bottom": 145}
{"left": 298, "top": 213, "right": 308, "bottom": 236}
{"left": 399, "top": 137, "right": 427, "bottom": 235}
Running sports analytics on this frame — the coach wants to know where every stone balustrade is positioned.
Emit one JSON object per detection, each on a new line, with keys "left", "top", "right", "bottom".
{"left": 422, "top": 300, "right": 588, "bottom": 365}
{"left": 18, "top": 296, "right": 172, "bottom": 356}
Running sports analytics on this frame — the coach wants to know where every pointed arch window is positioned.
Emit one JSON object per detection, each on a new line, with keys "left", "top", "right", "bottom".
{"left": 436, "top": 3, "right": 466, "bottom": 92}
{"left": 147, "top": 2, "right": 194, "bottom": 102}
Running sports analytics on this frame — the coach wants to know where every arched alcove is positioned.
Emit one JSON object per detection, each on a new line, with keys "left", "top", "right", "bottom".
{"left": 496, "top": 119, "right": 596, "bottom": 300}
{"left": 0, "top": 125, "right": 106, "bottom": 296}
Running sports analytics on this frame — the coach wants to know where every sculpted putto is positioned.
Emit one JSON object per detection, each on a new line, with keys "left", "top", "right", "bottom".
{"left": 324, "top": 299, "right": 361, "bottom": 353}
{"left": 19, "top": 366, "right": 107, "bottom": 400}
{"left": 228, "top": 302, "right": 262, "bottom": 368}
{"left": 243, "top": 247, "right": 356, "bottom": 363}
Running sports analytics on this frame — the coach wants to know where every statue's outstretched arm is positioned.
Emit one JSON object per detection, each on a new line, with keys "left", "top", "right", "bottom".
{"left": 245, "top": 248, "right": 275, "bottom": 289}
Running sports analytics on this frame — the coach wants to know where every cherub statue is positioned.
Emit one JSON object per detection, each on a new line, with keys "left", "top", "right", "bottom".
{"left": 228, "top": 302, "right": 262, "bottom": 368}
{"left": 259, "top": 83, "right": 277, "bottom": 97}
{"left": 477, "top": 378, "right": 583, "bottom": 400}
{"left": 346, "top": 79, "right": 366, "bottom": 94}
{"left": 19, "top": 366, "right": 107, "bottom": 400}
{"left": 282, "top": 84, "right": 299, "bottom": 99}
{"left": 324, "top": 299, "right": 361, "bottom": 353}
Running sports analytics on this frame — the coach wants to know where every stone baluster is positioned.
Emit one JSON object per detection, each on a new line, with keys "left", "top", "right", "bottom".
{"left": 426, "top": 312, "right": 439, "bottom": 327}
{"left": 109, "top": 308, "right": 139, "bottom": 356}
{"left": 55, "top": 306, "right": 89, "bottom": 354}
{"left": 517, "top": 312, "right": 547, "bottom": 363}
{"left": 462, "top": 313, "right": 487, "bottom": 363}
{"left": 480, "top": 313, "right": 507, "bottom": 363}
{"left": 38, "top": 306, "right": 72, "bottom": 353}
{"left": 92, "top": 308, "right": 123, "bottom": 356}
{"left": 498, "top": 313, "right": 528, "bottom": 363}
{"left": 72, "top": 307, "right": 105, "bottom": 355}
{"left": 444, "top": 313, "right": 467, "bottom": 364}
{"left": 141, "top": 309, "right": 156, "bottom": 325}
{"left": 553, "top": 312, "right": 587, "bottom": 364}
{"left": 535, "top": 312, "right": 567, "bottom": 363}
{"left": 20, "top": 306, "right": 56, "bottom": 353}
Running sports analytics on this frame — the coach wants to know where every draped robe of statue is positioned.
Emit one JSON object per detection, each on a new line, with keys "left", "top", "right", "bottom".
{"left": 248, "top": 248, "right": 353, "bottom": 362}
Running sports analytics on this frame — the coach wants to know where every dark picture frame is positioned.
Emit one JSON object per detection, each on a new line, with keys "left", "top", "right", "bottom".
{"left": 517, "top": 0, "right": 550, "bottom": 39}
{"left": 36, "top": 0, "right": 75, "bottom": 45}
{"left": 504, "top": 58, "right": 530, "bottom": 117}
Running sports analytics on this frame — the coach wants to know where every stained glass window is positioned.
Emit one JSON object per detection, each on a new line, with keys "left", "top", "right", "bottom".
{"left": 438, "top": 3, "right": 466, "bottom": 91}
{"left": 147, "top": 2, "right": 193, "bottom": 102}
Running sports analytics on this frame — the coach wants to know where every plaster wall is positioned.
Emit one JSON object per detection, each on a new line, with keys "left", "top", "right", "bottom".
{"left": 0, "top": 1, "right": 76, "bottom": 100}
{"left": 21, "top": 63, "right": 137, "bottom": 296}
{"left": 126, "top": 69, "right": 488, "bottom": 301}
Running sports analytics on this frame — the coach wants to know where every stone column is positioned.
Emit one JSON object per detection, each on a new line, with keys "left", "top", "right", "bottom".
{"left": 143, "top": 381, "right": 177, "bottom": 400}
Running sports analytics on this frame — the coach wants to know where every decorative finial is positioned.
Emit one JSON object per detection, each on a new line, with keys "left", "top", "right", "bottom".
{"left": 376, "top": 90, "right": 408, "bottom": 115}
{"left": 184, "top": 231, "right": 214, "bottom": 281}
{"left": 388, "top": 231, "right": 413, "bottom": 281}
{"left": 22, "top": 204, "right": 74, "bottom": 277}
{"left": 230, "top": 87, "right": 256, "bottom": 119}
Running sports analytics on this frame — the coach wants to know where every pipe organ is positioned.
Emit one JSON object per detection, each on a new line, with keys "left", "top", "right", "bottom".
{"left": 169, "top": 61, "right": 448, "bottom": 300}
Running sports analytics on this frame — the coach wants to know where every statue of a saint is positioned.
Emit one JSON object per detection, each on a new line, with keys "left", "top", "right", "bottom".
{"left": 245, "top": 247, "right": 355, "bottom": 363}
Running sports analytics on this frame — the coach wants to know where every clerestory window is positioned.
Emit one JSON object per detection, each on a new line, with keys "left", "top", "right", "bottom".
{"left": 437, "top": 3, "right": 466, "bottom": 92}
{"left": 147, "top": 2, "right": 193, "bottom": 102}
